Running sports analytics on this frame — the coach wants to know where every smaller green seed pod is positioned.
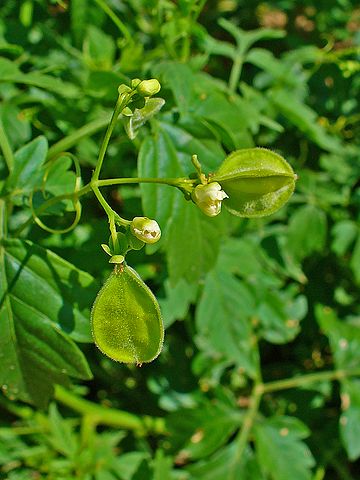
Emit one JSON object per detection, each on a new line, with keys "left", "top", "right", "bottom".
{"left": 212, "top": 148, "right": 296, "bottom": 218}
{"left": 91, "top": 264, "right": 164, "bottom": 364}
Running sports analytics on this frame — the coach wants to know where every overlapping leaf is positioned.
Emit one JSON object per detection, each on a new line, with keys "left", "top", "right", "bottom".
{"left": 0, "top": 238, "right": 98, "bottom": 407}
{"left": 254, "top": 416, "right": 315, "bottom": 480}
{"left": 196, "top": 265, "right": 258, "bottom": 376}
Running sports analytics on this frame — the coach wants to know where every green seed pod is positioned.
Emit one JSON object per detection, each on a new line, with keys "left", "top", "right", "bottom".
{"left": 91, "top": 264, "right": 164, "bottom": 364}
{"left": 212, "top": 148, "right": 296, "bottom": 217}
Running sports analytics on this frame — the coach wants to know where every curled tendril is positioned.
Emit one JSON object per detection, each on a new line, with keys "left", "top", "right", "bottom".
{"left": 29, "top": 152, "right": 83, "bottom": 234}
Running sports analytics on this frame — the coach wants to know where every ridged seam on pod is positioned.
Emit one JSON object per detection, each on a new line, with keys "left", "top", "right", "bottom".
{"left": 212, "top": 147, "right": 296, "bottom": 218}
{"left": 91, "top": 264, "right": 164, "bottom": 364}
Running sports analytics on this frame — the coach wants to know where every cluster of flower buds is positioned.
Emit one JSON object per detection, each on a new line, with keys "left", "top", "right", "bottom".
{"left": 130, "top": 217, "right": 161, "bottom": 244}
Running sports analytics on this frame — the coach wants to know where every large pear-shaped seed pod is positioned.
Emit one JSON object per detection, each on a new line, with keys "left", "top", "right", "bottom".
{"left": 212, "top": 148, "right": 296, "bottom": 218}
{"left": 91, "top": 264, "right": 164, "bottom": 363}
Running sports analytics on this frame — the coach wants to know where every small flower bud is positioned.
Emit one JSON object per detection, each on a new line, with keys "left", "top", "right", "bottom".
{"left": 131, "top": 78, "right": 142, "bottom": 89}
{"left": 191, "top": 182, "right": 228, "bottom": 217}
{"left": 130, "top": 217, "right": 161, "bottom": 244}
{"left": 136, "top": 79, "right": 161, "bottom": 97}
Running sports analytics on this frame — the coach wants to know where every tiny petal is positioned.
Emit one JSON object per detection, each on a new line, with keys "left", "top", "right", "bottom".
{"left": 130, "top": 217, "right": 161, "bottom": 244}
{"left": 191, "top": 182, "right": 228, "bottom": 217}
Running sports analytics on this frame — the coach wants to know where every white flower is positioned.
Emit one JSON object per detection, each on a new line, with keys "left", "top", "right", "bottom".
{"left": 130, "top": 217, "right": 161, "bottom": 244}
{"left": 192, "top": 182, "right": 228, "bottom": 217}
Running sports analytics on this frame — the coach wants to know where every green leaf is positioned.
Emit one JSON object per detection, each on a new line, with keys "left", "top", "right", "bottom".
{"left": 6, "top": 136, "right": 48, "bottom": 194}
{"left": 316, "top": 305, "right": 360, "bottom": 371}
{"left": 246, "top": 49, "right": 295, "bottom": 84}
{"left": 166, "top": 202, "right": 223, "bottom": 285}
{"left": 269, "top": 90, "right": 343, "bottom": 153}
{"left": 47, "top": 403, "right": 77, "bottom": 456}
{"left": 219, "top": 18, "right": 285, "bottom": 50}
{"left": 14, "top": 72, "right": 80, "bottom": 98}
{"left": 44, "top": 155, "right": 77, "bottom": 197}
{"left": 254, "top": 416, "right": 315, "bottom": 480}
{"left": 257, "top": 289, "right": 307, "bottom": 344}
{"left": 192, "top": 92, "right": 255, "bottom": 150}
{"left": 124, "top": 98, "right": 165, "bottom": 140}
{"left": 196, "top": 266, "right": 257, "bottom": 376}
{"left": 159, "top": 278, "right": 197, "bottom": 328}
{"left": 200, "top": 33, "right": 237, "bottom": 60}
{"left": 350, "top": 234, "right": 360, "bottom": 285}
{"left": 152, "top": 449, "right": 174, "bottom": 480}
{"left": 0, "top": 57, "right": 80, "bottom": 98}
{"left": 138, "top": 129, "right": 182, "bottom": 251}
{"left": 331, "top": 220, "right": 358, "bottom": 256}
{"left": 154, "top": 62, "right": 194, "bottom": 116}
{"left": 287, "top": 205, "right": 327, "bottom": 261}
{"left": 340, "top": 379, "right": 360, "bottom": 461}
{"left": 113, "top": 452, "right": 149, "bottom": 480}
{"left": 217, "top": 237, "right": 265, "bottom": 278}
{"left": 0, "top": 103, "right": 31, "bottom": 149}
{"left": 161, "top": 120, "right": 225, "bottom": 174}
{"left": 167, "top": 401, "right": 242, "bottom": 460}
{"left": 0, "top": 238, "right": 97, "bottom": 407}
{"left": 83, "top": 26, "right": 116, "bottom": 70}
{"left": 187, "top": 443, "right": 263, "bottom": 480}
{"left": 0, "top": 57, "right": 20, "bottom": 77}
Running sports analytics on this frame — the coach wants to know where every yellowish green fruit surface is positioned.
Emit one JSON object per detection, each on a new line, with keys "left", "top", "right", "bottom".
{"left": 213, "top": 148, "right": 296, "bottom": 217}
{"left": 91, "top": 265, "right": 164, "bottom": 364}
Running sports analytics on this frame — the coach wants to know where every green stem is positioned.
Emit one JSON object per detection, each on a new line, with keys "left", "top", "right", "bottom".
{"left": 13, "top": 184, "right": 92, "bottom": 236}
{"left": 91, "top": 184, "right": 130, "bottom": 226}
{"left": 262, "top": 368, "right": 360, "bottom": 393}
{"left": 93, "top": 95, "right": 129, "bottom": 182}
{"left": 54, "top": 385, "right": 166, "bottom": 435}
{"left": 13, "top": 174, "right": 192, "bottom": 236}
{"left": 231, "top": 383, "right": 263, "bottom": 477}
{"left": 229, "top": 53, "right": 244, "bottom": 93}
{"left": 97, "top": 177, "right": 194, "bottom": 188}
{"left": 230, "top": 339, "right": 263, "bottom": 477}
{"left": 80, "top": 414, "right": 97, "bottom": 448}
{"left": 330, "top": 458, "right": 353, "bottom": 480}
{"left": 0, "top": 120, "right": 14, "bottom": 173}
{"left": 0, "top": 199, "right": 6, "bottom": 239}
{"left": 47, "top": 114, "right": 111, "bottom": 161}
{"left": 94, "top": 0, "right": 132, "bottom": 44}
{"left": 0, "top": 394, "right": 34, "bottom": 420}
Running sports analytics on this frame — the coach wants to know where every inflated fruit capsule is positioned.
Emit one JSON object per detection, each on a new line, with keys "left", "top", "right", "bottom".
{"left": 212, "top": 147, "right": 296, "bottom": 217}
{"left": 91, "top": 264, "right": 164, "bottom": 364}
